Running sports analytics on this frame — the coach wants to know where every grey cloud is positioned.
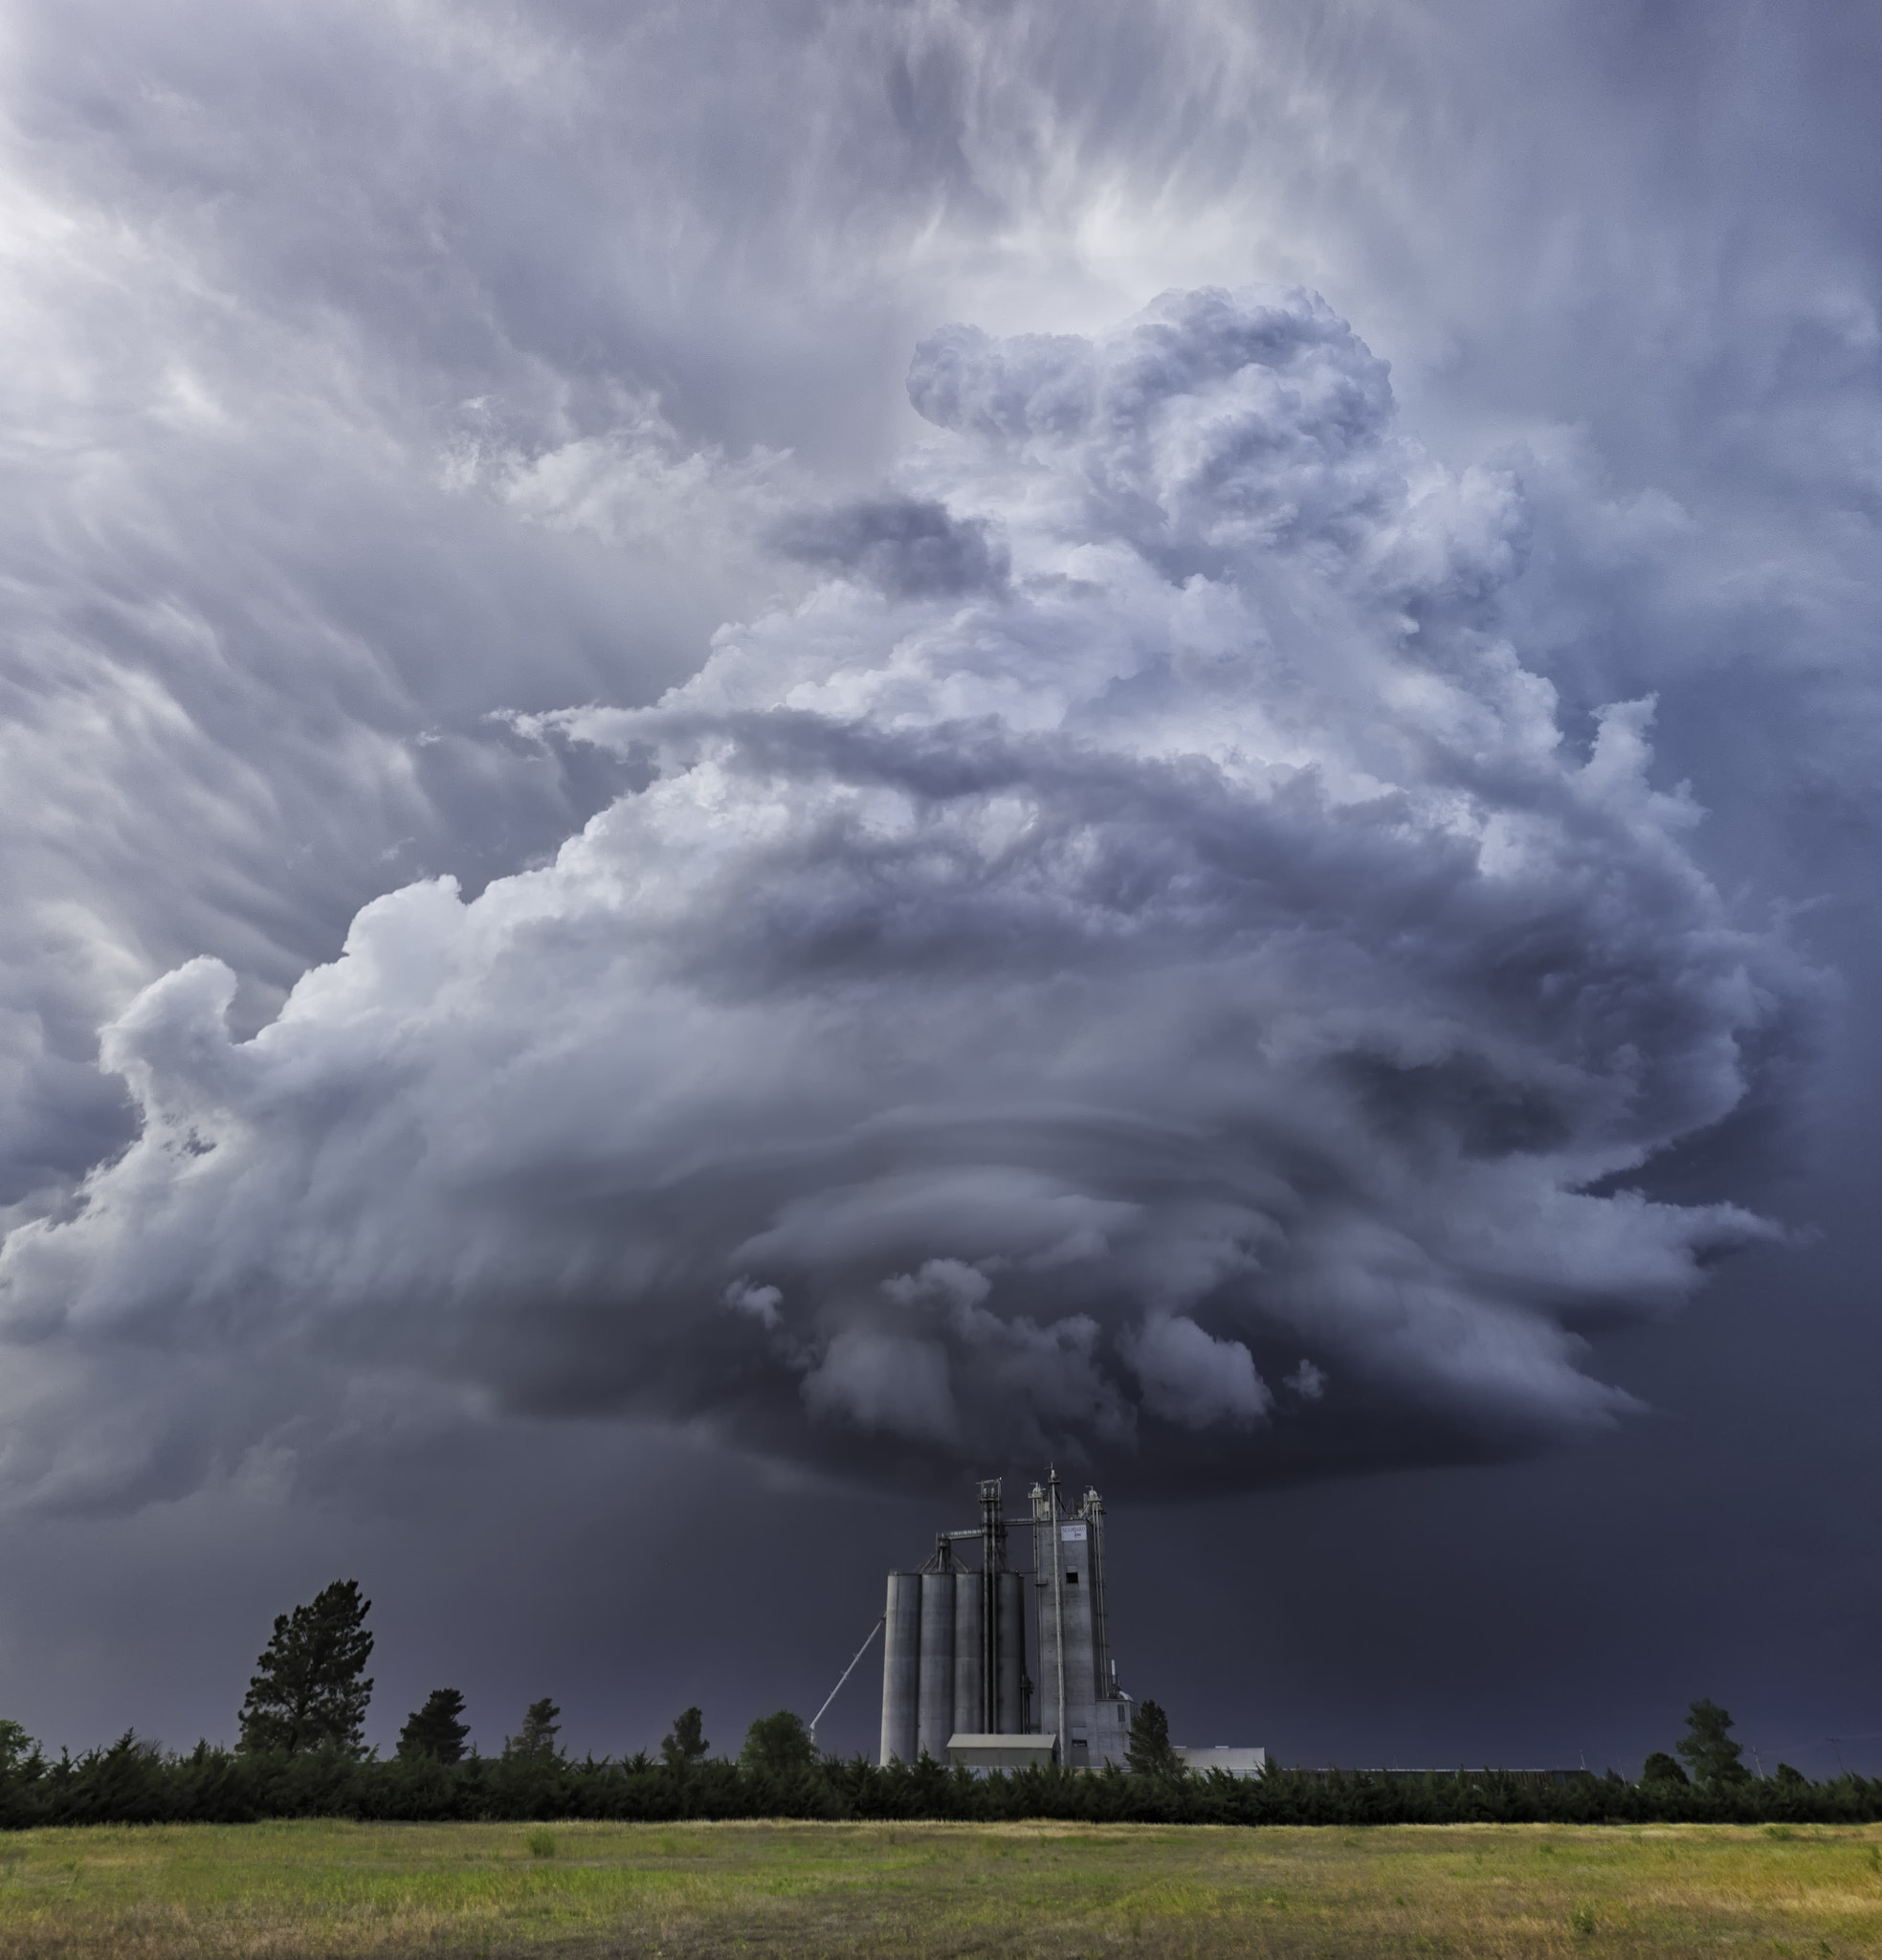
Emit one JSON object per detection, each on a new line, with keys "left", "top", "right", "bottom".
{"left": 0, "top": 0, "right": 1872, "bottom": 1776}
{"left": 0, "top": 2, "right": 869, "bottom": 1238}
{"left": 908, "top": 328, "right": 1101, "bottom": 446}
{"left": 0, "top": 285, "right": 1803, "bottom": 1508}
{"left": 770, "top": 498, "right": 1010, "bottom": 598}
{"left": 1284, "top": 1359, "right": 1326, "bottom": 1402}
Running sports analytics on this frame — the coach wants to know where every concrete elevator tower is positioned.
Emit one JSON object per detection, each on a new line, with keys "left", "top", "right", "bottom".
{"left": 878, "top": 1471, "right": 1128, "bottom": 1769}
{"left": 1030, "top": 1472, "right": 1127, "bottom": 1768}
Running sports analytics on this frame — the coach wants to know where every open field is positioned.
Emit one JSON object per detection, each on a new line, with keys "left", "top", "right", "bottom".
{"left": 2, "top": 1817, "right": 1880, "bottom": 1958}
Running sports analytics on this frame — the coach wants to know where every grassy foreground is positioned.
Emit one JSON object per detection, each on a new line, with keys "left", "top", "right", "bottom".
{"left": 2, "top": 1817, "right": 1880, "bottom": 1957}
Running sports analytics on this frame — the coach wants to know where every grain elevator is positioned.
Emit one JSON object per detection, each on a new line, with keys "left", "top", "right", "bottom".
{"left": 878, "top": 1469, "right": 1131, "bottom": 1770}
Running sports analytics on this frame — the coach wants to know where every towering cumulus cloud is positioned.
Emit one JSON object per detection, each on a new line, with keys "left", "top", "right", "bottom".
{"left": 0, "top": 287, "right": 1793, "bottom": 1505}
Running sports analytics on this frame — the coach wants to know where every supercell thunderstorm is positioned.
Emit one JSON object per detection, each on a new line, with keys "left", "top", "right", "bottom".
{"left": 0, "top": 287, "right": 1796, "bottom": 1502}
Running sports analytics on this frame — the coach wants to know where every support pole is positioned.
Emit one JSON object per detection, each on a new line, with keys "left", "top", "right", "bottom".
{"left": 1085, "top": 1485, "right": 1111, "bottom": 1699}
{"left": 980, "top": 1478, "right": 1001, "bottom": 1731}
{"left": 1050, "top": 1466, "right": 1067, "bottom": 1765}
{"left": 810, "top": 1615, "right": 883, "bottom": 1749}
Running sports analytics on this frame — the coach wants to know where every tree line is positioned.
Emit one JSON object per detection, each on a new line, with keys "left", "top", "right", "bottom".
{"left": 3, "top": 1581, "right": 1875, "bottom": 1830}
{"left": 216, "top": 1579, "right": 818, "bottom": 1775}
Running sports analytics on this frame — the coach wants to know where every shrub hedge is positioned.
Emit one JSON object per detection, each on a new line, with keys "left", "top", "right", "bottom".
{"left": 4, "top": 1737, "right": 1880, "bottom": 1831}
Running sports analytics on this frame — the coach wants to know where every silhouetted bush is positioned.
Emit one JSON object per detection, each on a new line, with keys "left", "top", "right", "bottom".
{"left": 4, "top": 1737, "right": 1881, "bottom": 1831}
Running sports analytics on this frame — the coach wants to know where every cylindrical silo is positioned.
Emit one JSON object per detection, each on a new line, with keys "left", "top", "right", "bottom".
{"left": 917, "top": 1570, "right": 956, "bottom": 1761}
{"left": 995, "top": 1570, "right": 1027, "bottom": 1732}
{"left": 1033, "top": 1564, "right": 1060, "bottom": 1743}
{"left": 879, "top": 1572, "right": 921, "bottom": 1767}
{"left": 952, "top": 1570, "right": 985, "bottom": 1738}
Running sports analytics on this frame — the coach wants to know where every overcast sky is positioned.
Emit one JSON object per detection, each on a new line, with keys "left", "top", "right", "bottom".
{"left": 0, "top": 0, "right": 1878, "bottom": 1779}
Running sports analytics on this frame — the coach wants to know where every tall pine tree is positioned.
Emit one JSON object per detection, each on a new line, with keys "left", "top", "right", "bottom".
{"left": 1124, "top": 1698, "right": 1184, "bottom": 1779}
{"left": 397, "top": 1688, "right": 471, "bottom": 1764}
{"left": 502, "top": 1698, "right": 562, "bottom": 1761}
{"left": 1675, "top": 1699, "right": 1750, "bottom": 1788}
{"left": 237, "top": 1579, "right": 375, "bottom": 1755}
{"left": 660, "top": 1706, "right": 709, "bottom": 1771}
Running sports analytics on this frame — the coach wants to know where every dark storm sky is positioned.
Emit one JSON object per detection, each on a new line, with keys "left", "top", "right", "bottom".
{"left": 1, "top": 0, "right": 1879, "bottom": 1780}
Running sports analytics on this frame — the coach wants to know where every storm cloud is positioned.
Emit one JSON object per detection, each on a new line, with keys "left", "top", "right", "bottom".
{"left": 0, "top": 0, "right": 1875, "bottom": 1776}
{"left": 0, "top": 285, "right": 1800, "bottom": 1506}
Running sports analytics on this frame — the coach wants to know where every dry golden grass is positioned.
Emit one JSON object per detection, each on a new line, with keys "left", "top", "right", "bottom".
{"left": 2, "top": 1816, "right": 1879, "bottom": 1957}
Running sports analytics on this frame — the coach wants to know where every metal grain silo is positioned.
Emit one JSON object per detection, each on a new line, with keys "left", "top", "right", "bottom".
{"left": 879, "top": 1571, "right": 921, "bottom": 1767}
{"left": 917, "top": 1570, "right": 956, "bottom": 1760}
{"left": 995, "top": 1569, "right": 1027, "bottom": 1732}
{"left": 952, "top": 1569, "right": 985, "bottom": 1738}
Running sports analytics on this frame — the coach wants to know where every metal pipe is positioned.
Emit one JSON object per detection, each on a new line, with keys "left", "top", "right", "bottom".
{"left": 1050, "top": 1467, "right": 1067, "bottom": 1763}
{"left": 811, "top": 1615, "right": 883, "bottom": 1749}
{"left": 979, "top": 1478, "right": 1003, "bottom": 1731}
{"left": 1085, "top": 1486, "right": 1111, "bottom": 1700}
{"left": 1029, "top": 1481, "right": 1049, "bottom": 1732}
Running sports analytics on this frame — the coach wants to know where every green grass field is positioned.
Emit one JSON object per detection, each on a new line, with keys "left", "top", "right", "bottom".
{"left": 2, "top": 1817, "right": 1879, "bottom": 1957}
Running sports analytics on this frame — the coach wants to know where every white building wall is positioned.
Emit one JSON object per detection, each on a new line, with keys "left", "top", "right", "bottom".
{"left": 1173, "top": 1746, "right": 1267, "bottom": 1778}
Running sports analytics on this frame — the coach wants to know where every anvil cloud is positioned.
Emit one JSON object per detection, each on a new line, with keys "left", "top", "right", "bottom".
{"left": 0, "top": 286, "right": 1795, "bottom": 1504}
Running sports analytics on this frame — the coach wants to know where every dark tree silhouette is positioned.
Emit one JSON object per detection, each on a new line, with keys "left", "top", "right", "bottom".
{"left": 1124, "top": 1698, "right": 1184, "bottom": 1779}
{"left": 503, "top": 1698, "right": 562, "bottom": 1761}
{"left": 1641, "top": 1750, "right": 1690, "bottom": 1785}
{"left": 1675, "top": 1699, "right": 1750, "bottom": 1788}
{"left": 237, "top": 1580, "right": 374, "bottom": 1756}
{"left": 661, "top": 1705, "right": 710, "bottom": 1771}
{"left": 0, "top": 1719, "right": 35, "bottom": 1772}
{"left": 396, "top": 1688, "right": 471, "bottom": 1764}
{"left": 740, "top": 1710, "right": 815, "bottom": 1776}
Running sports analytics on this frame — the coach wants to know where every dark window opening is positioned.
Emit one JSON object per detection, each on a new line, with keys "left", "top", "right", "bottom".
{"left": 1066, "top": 1570, "right": 1079, "bottom": 1583}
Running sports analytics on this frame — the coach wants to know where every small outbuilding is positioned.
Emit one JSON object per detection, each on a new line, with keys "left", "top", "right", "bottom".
{"left": 947, "top": 1732, "right": 1058, "bottom": 1772}
{"left": 1174, "top": 1746, "right": 1267, "bottom": 1778}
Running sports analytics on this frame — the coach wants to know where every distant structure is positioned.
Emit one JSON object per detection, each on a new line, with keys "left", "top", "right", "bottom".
{"left": 1173, "top": 1746, "right": 1267, "bottom": 1778}
{"left": 1028, "top": 1474, "right": 1130, "bottom": 1770}
{"left": 878, "top": 1469, "right": 1133, "bottom": 1770}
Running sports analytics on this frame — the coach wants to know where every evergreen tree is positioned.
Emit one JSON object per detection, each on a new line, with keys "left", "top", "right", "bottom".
{"left": 661, "top": 1705, "right": 710, "bottom": 1771}
{"left": 1124, "top": 1698, "right": 1184, "bottom": 1779}
{"left": 502, "top": 1698, "right": 563, "bottom": 1761}
{"left": 396, "top": 1688, "right": 470, "bottom": 1764}
{"left": 237, "top": 1580, "right": 374, "bottom": 1755}
{"left": 0, "top": 1718, "right": 36, "bottom": 1773}
{"left": 1675, "top": 1699, "right": 1750, "bottom": 1788}
{"left": 740, "top": 1709, "right": 816, "bottom": 1776}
